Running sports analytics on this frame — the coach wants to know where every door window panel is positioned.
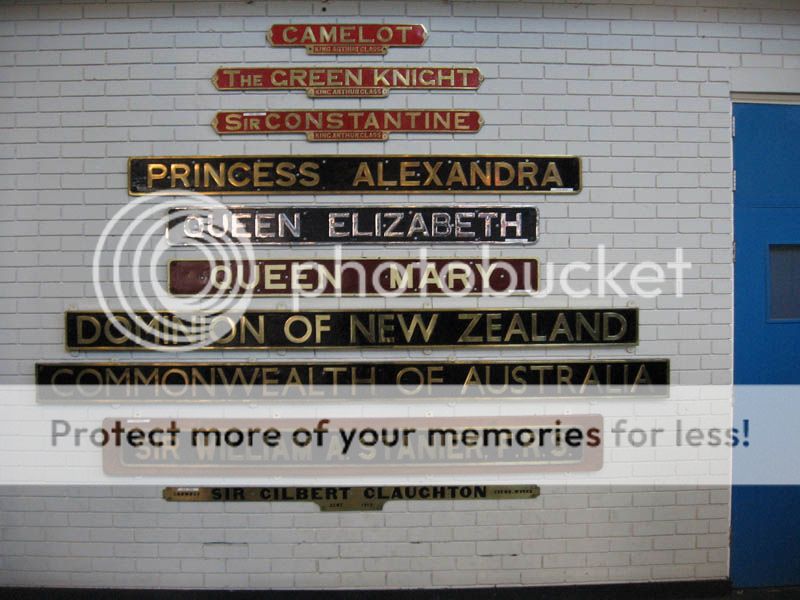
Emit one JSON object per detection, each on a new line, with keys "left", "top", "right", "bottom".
{"left": 770, "top": 244, "right": 800, "bottom": 319}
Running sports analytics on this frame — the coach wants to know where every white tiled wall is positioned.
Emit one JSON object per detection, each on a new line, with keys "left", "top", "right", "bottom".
{"left": 1, "top": 0, "right": 799, "bottom": 589}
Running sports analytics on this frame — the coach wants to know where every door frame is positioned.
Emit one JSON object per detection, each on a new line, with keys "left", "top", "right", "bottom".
{"left": 730, "top": 97, "right": 800, "bottom": 587}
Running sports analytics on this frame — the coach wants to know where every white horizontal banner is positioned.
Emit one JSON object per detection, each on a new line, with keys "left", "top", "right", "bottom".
{"left": 0, "top": 384, "right": 792, "bottom": 486}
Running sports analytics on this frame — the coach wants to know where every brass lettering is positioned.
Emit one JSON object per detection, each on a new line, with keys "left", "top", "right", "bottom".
{"left": 632, "top": 364, "right": 651, "bottom": 390}
{"left": 541, "top": 161, "right": 563, "bottom": 187}
{"left": 549, "top": 313, "right": 575, "bottom": 342}
{"left": 485, "top": 313, "right": 502, "bottom": 342}
{"left": 76, "top": 316, "right": 101, "bottom": 345}
{"left": 146, "top": 164, "right": 167, "bottom": 187}
{"left": 378, "top": 314, "right": 395, "bottom": 343}
{"left": 170, "top": 164, "right": 191, "bottom": 187}
{"left": 352, "top": 162, "right": 375, "bottom": 187}
{"left": 580, "top": 365, "right": 600, "bottom": 394}
{"left": 298, "top": 162, "right": 320, "bottom": 187}
{"left": 494, "top": 161, "right": 515, "bottom": 186}
{"left": 602, "top": 312, "right": 627, "bottom": 342}
{"left": 503, "top": 313, "right": 529, "bottom": 342}
{"left": 400, "top": 161, "right": 420, "bottom": 187}
{"left": 422, "top": 161, "right": 444, "bottom": 186}
{"left": 457, "top": 313, "right": 482, "bottom": 343}
{"left": 576, "top": 312, "right": 599, "bottom": 342}
{"left": 350, "top": 314, "right": 376, "bottom": 343}
{"left": 445, "top": 162, "right": 467, "bottom": 187}
{"left": 397, "top": 313, "right": 438, "bottom": 343}
{"left": 285, "top": 315, "right": 312, "bottom": 344}
{"left": 376, "top": 162, "right": 397, "bottom": 186}
{"left": 519, "top": 161, "right": 538, "bottom": 186}
{"left": 242, "top": 315, "right": 265, "bottom": 344}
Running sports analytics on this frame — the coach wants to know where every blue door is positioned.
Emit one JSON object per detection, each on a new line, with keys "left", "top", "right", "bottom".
{"left": 732, "top": 102, "right": 800, "bottom": 587}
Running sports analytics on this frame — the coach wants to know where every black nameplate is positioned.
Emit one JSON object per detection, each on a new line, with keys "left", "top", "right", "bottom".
{"left": 129, "top": 155, "right": 581, "bottom": 195}
{"left": 64, "top": 308, "right": 638, "bottom": 351}
{"left": 35, "top": 359, "right": 668, "bottom": 402}
{"left": 167, "top": 205, "right": 538, "bottom": 245}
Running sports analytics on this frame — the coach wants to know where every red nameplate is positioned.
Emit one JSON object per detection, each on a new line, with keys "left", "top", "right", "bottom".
{"left": 268, "top": 23, "right": 427, "bottom": 54}
{"left": 212, "top": 66, "right": 483, "bottom": 97}
{"left": 212, "top": 109, "right": 483, "bottom": 141}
